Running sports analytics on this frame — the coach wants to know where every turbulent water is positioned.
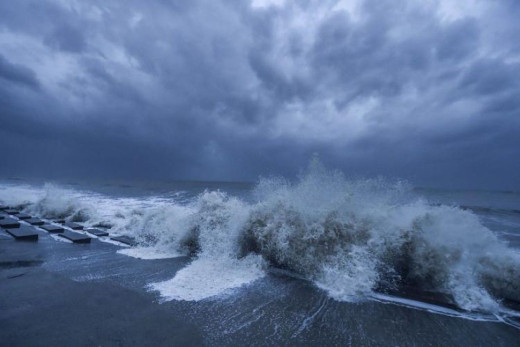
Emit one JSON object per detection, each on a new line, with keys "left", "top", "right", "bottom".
{"left": 1, "top": 162, "right": 519, "bottom": 317}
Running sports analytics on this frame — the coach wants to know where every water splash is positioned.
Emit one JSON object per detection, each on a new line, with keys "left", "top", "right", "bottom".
{"left": 1, "top": 161, "right": 519, "bottom": 312}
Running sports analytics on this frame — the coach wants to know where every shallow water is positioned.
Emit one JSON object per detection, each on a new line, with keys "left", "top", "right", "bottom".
{"left": 1, "top": 165, "right": 520, "bottom": 337}
{"left": 1, "top": 235, "right": 518, "bottom": 345}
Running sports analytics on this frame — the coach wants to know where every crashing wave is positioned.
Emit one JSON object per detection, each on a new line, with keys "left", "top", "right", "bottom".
{"left": 1, "top": 161, "right": 519, "bottom": 312}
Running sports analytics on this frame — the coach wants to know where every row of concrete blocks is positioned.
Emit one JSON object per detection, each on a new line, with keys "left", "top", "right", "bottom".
{"left": 0, "top": 205, "right": 136, "bottom": 245}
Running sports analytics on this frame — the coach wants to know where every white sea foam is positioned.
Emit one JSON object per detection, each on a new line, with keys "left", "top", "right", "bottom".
{"left": 150, "top": 255, "right": 265, "bottom": 301}
{"left": 0, "top": 183, "right": 46, "bottom": 207}
{"left": 1, "top": 160, "right": 519, "bottom": 311}
{"left": 118, "top": 247, "right": 182, "bottom": 260}
{"left": 370, "top": 293, "right": 497, "bottom": 321}
{"left": 50, "top": 234, "right": 72, "bottom": 243}
{"left": 148, "top": 191, "right": 266, "bottom": 300}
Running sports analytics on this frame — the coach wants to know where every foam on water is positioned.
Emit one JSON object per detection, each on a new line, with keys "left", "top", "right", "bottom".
{"left": 0, "top": 184, "right": 47, "bottom": 207}
{"left": 50, "top": 234, "right": 72, "bottom": 243}
{"left": 370, "top": 293, "right": 498, "bottom": 321}
{"left": 118, "top": 247, "right": 182, "bottom": 260}
{"left": 150, "top": 255, "right": 265, "bottom": 301}
{"left": 0, "top": 182, "right": 174, "bottom": 231}
{"left": 1, "top": 161, "right": 519, "bottom": 314}
{"left": 147, "top": 190, "right": 267, "bottom": 300}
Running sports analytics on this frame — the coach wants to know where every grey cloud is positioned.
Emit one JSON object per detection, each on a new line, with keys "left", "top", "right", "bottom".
{"left": 0, "top": 0, "right": 519, "bottom": 190}
{"left": 460, "top": 59, "right": 520, "bottom": 96}
{"left": 436, "top": 19, "right": 479, "bottom": 62}
{"left": 0, "top": 54, "right": 39, "bottom": 89}
{"left": 44, "top": 24, "right": 86, "bottom": 53}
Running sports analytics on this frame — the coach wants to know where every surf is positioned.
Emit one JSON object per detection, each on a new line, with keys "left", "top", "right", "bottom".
{"left": 1, "top": 160, "right": 519, "bottom": 317}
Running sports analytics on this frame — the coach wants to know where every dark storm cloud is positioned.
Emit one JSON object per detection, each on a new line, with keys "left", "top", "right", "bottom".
{"left": 0, "top": 54, "right": 39, "bottom": 89}
{"left": 44, "top": 24, "right": 86, "bottom": 53}
{"left": 0, "top": 0, "right": 519, "bottom": 189}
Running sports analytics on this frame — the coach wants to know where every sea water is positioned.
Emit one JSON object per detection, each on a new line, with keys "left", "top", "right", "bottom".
{"left": 1, "top": 163, "right": 519, "bottom": 330}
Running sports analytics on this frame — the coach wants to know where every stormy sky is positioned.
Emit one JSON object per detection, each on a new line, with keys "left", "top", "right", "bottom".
{"left": 1, "top": 0, "right": 519, "bottom": 189}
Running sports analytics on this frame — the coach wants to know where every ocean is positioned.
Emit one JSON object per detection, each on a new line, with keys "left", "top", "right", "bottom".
{"left": 1, "top": 165, "right": 519, "bottom": 345}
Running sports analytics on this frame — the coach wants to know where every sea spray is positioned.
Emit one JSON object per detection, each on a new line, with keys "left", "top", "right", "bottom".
{"left": 1, "top": 162, "right": 519, "bottom": 312}
{"left": 149, "top": 191, "right": 266, "bottom": 300}
{"left": 241, "top": 164, "right": 520, "bottom": 311}
{"left": 28, "top": 183, "right": 94, "bottom": 221}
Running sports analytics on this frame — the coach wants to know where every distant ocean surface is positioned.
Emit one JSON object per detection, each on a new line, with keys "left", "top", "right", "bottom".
{"left": 1, "top": 165, "right": 520, "bottom": 338}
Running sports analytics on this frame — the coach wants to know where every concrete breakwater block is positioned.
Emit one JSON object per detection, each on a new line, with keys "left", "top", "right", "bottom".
{"left": 0, "top": 213, "right": 6, "bottom": 219}
{"left": 26, "top": 218, "right": 45, "bottom": 226}
{"left": 0, "top": 218, "right": 20, "bottom": 229}
{"left": 59, "top": 231, "right": 91, "bottom": 244}
{"left": 40, "top": 224, "right": 64, "bottom": 233}
{"left": 111, "top": 236, "right": 137, "bottom": 246}
{"left": 5, "top": 226, "right": 38, "bottom": 241}
{"left": 0, "top": 204, "right": 7, "bottom": 210}
{"left": 86, "top": 228, "right": 109, "bottom": 237}
{"left": 54, "top": 219, "right": 66, "bottom": 224}
{"left": 5, "top": 209, "right": 20, "bottom": 215}
{"left": 64, "top": 222, "right": 83, "bottom": 230}
{"left": 17, "top": 213, "right": 32, "bottom": 220}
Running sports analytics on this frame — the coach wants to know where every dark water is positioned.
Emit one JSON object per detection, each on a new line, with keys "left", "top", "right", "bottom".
{"left": 415, "top": 187, "right": 520, "bottom": 249}
{"left": 1, "top": 176, "right": 520, "bottom": 345}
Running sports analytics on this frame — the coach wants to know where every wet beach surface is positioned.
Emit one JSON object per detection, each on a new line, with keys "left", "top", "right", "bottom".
{"left": 1, "top": 229, "right": 519, "bottom": 346}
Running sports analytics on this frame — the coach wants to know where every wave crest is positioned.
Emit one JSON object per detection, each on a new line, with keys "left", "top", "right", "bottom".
{"left": 2, "top": 163, "right": 519, "bottom": 310}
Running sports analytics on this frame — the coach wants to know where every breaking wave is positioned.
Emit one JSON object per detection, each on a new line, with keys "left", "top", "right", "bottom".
{"left": 1, "top": 161, "right": 519, "bottom": 313}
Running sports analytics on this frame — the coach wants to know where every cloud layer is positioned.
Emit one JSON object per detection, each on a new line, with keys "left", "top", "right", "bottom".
{"left": 0, "top": 0, "right": 519, "bottom": 189}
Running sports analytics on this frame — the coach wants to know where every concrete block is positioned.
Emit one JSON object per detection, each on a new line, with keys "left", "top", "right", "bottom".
{"left": 59, "top": 231, "right": 91, "bottom": 244}
{"left": 17, "top": 213, "right": 32, "bottom": 220}
{"left": 0, "top": 218, "right": 20, "bottom": 229}
{"left": 0, "top": 204, "right": 7, "bottom": 210}
{"left": 40, "top": 224, "right": 64, "bottom": 233}
{"left": 64, "top": 222, "right": 83, "bottom": 230}
{"left": 110, "top": 235, "right": 137, "bottom": 246}
{"left": 5, "top": 209, "right": 20, "bottom": 215}
{"left": 26, "top": 218, "right": 45, "bottom": 226}
{"left": 86, "top": 228, "right": 109, "bottom": 237}
{"left": 54, "top": 219, "right": 66, "bottom": 224}
{"left": 5, "top": 226, "right": 38, "bottom": 241}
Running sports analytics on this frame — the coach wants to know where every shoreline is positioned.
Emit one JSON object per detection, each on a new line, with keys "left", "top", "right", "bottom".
{"left": 1, "top": 236, "right": 519, "bottom": 345}
{"left": 0, "top": 265, "right": 203, "bottom": 346}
